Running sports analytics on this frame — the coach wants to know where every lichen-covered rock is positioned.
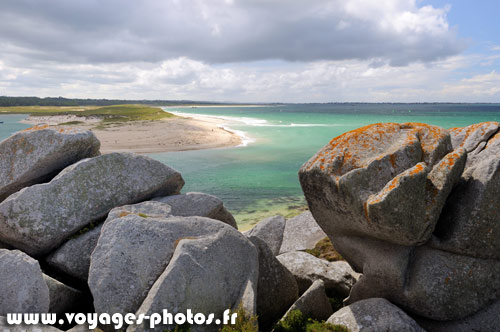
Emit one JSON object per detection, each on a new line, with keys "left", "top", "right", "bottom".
{"left": 43, "top": 274, "right": 82, "bottom": 314}
{"left": 300, "top": 123, "right": 461, "bottom": 246}
{"left": 246, "top": 215, "right": 285, "bottom": 256}
{"left": 89, "top": 215, "right": 233, "bottom": 319}
{"left": 279, "top": 212, "right": 327, "bottom": 254}
{"left": 128, "top": 227, "right": 258, "bottom": 332}
{"left": 283, "top": 280, "right": 333, "bottom": 322}
{"left": 154, "top": 192, "right": 237, "bottom": 228}
{"left": 299, "top": 122, "right": 500, "bottom": 322}
{"left": 0, "top": 249, "right": 49, "bottom": 315}
{"left": 276, "top": 251, "right": 358, "bottom": 296}
{"left": 0, "top": 126, "right": 100, "bottom": 202}
{"left": 327, "top": 298, "right": 425, "bottom": 332}
{"left": 248, "top": 236, "right": 298, "bottom": 329}
{"left": 0, "top": 152, "right": 184, "bottom": 255}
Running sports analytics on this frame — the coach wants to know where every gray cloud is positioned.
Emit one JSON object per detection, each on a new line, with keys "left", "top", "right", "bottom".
{"left": 0, "top": 0, "right": 464, "bottom": 66}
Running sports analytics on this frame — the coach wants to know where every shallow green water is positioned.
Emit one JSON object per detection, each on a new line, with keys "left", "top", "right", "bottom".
{"left": 3, "top": 105, "right": 500, "bottom": 229}
{"left": 150, "top": 104, "right": 500, "bottom": 228}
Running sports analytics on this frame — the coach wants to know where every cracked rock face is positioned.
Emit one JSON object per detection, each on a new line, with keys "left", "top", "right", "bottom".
{"left": 299, "top": 122, "right": 500, "bottom": 322}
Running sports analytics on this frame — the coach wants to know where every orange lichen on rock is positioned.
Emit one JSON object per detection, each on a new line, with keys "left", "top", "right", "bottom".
{"left": 118, "top": 211, "right": 130, "bottom": 217}
{"left": 450, "top": 121, "right": 499, "bottom": 149}
{"left": 22, "top": 124, "right": 50, "bottom": 132}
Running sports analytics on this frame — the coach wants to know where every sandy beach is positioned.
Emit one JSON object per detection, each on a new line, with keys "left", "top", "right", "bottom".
{"left": 21, "top": 115, "right": 242, "bottom": 154}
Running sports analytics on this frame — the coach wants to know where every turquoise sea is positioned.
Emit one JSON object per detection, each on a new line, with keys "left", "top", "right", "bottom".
{"left": 2, "top": 104, "right": 500, "bottom": 229}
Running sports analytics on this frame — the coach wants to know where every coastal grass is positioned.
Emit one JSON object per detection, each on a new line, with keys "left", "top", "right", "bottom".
{"left": 0, "top": 104, "right": 175, "bottom": 123}
{"left": 305, "top": 237, "right": 344, "bottom": 262}
{"left": 273, "top": 310, "right": 350, "bottom": 332}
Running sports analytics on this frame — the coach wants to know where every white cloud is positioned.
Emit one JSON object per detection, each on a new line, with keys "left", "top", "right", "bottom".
{"left": 0, "top": 0, "right": 462, "bottom": 65}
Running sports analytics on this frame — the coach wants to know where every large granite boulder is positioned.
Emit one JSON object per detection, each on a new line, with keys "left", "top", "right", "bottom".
{"left": 89, "top": 215, "right": 238, "bottom": 319}
{"left": 327, "top": 298, "right": 425, "bottom": 332}
{"left": 47, "top": 201, "right": 172, "bottom": 281}
{"left": 276, "top": 251, "right": 358, "bottom": 296}
{"left": 154, "top": 192, "right": 237, "bottom": 228}
{"left": 0, "top": 152, "right": 184, "bottom": 255}
{"left": 279, "top": 212, "right": 327, "bottom": 254}
{"left": 299, "top": 122, "right": 500, "bottom": 322}
{"left": 0, "top": 249, "right": 49, "bottom": 315}
{"left": 129, "top": 227, "right": 258, "bottom": 332}
{"left": 0, "top": 126, "right": 100, "bottom": 202}
{"left": 416, "top": 298, "right": 500, "bottom": 332}
{"left": 248, "top": 236, "right": 298, "bottom": 329}
{"left": 246, "top": 215, "right": 285, "bottom": 256}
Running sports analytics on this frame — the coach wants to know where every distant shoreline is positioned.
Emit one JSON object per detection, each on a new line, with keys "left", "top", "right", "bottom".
{"left": 21, "top": 114, "right": 243, "bottom": 154}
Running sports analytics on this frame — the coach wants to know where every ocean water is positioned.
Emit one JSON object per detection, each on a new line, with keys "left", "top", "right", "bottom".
{"left": 3, "top": 104, "right": 500, "bottom": 229}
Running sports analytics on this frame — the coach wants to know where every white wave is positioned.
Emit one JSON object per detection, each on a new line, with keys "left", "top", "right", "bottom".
{"left": 163, "top": 108, "right": 257, "bottom": 147}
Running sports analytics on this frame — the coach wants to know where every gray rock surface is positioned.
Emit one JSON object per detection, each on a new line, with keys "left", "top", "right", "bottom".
{"left": 433, "top": 126, "right": 500, "bottom": 260}
{"left": 0, "top": 152, "right": 184, "bottom": 255}
{"left": 248, "top": 236, "right": 298, "bottom": 329}
{"left": 129, "top": 227, "right": 258, "bottom": 332}
{"left": 246, "top": 215, "right": 285, "bottom": 255}
{"left": 276, "top": 251, "right": 358, "bottom": 296}
{"left": 283, "top": 280, "right": 333, "bottom": 321}
{"left": 154, "top": 192, "right": 237, "bottom": 228}
{"left": 0, "top": 316, "right": 62, "bottom": 332}
{"left": 46, "top": 224, "right": 103, "bottom": 282}
{"left": 43, "top": 274, "right": 82, "bottom": 314}
{"left": 328, "top": 298, "right": 425, "bottom": 332}
{"left": 0, "top": 126, "right": 100, "bottom": 202}
{"left": 299, "top": 122, "right": 500, "bottom": 321}
{"left": 47, "top": 201, "right": 173, "bottom": 281}
{"left": 416, "top": 298, "right": 500, "bottom": 332}
{"left": 0, "top": 249, "right": 49, "bottom": 315}
{"left": 89, "top": 215, "right": 234, "bottom": 318}
{"left": 279, "top": 212, "right": 326, "bottom": 254}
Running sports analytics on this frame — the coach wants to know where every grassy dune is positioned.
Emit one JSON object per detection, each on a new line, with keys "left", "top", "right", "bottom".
{"left": 0, "top": 104, "right": 175, "bottom": 123}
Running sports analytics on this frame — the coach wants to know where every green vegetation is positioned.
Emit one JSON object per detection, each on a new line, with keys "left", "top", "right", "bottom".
{"left": 219, "top": 305, "right": 258, "bottom": 332}
{"left": 305, "top": 237, "right": 344, "bottom": 262}
{"left": 167, "top": 325, "right": 191, "bottom": 332}
{"left": 0, "top": 104, "right": 176, "bottom": 125}
{"left": 273, "top": 310, "right": 349, "bottom": 332}
{"left": 59, "top": 121, "right": 85, "bottom": 125}
{"left": 328, "top": 296, "right": 344, "bottom": 313}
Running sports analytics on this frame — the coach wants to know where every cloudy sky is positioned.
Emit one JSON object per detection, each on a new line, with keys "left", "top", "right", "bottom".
{"left": 0, "top": 0, "right": 499, "bottom": 102}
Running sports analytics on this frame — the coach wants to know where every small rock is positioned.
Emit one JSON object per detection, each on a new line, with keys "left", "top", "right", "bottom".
{"left": 0, "top": 126, "right": 100, "bottom": 202}
{"left": 43, "top": 274, "right": 82, "bottom": 314}
{"left": 327, "top": 298, "right": 425, "bottom": 332}
{"left": 248, "top": 236, "right": 298, "bottom": 329}
{"left": 0, "top": 249, "right": 49, "bottom": 315}
{"left": 46, "top": 224, "right": 103, "bottom": 282}
{"left": 283, "top": 280, "right": 333, "bottom": 321}
{"left": 246, "top": 215, "right": 285, "bottom": 255}
{"left": 154, "top": 192, "right": 237, "bottom": 228}
{"left": 279, "top": 212, "right": 327, "bottom": 254}
{"left": 276, "top": 251, "right": 358, "bottom": 296}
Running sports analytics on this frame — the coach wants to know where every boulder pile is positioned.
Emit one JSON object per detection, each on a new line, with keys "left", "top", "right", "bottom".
{"left": 300, "top": 121, "right": 500, "bottom": 331}
{"left": 0, "top": 125, "right": 358, "bottom": 332}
